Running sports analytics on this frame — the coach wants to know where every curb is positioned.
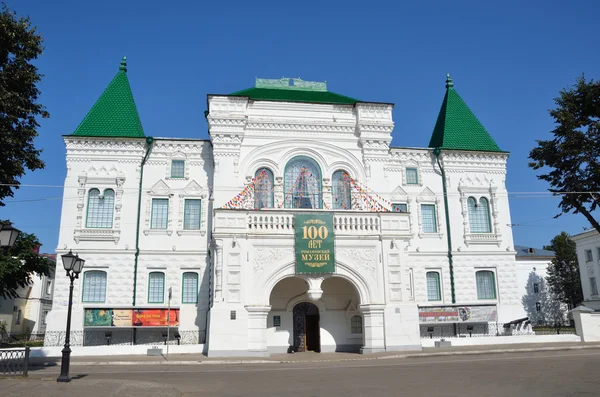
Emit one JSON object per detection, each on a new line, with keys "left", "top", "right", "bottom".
{"left": 32, "top": 344, "right": 600, "bottom": 367}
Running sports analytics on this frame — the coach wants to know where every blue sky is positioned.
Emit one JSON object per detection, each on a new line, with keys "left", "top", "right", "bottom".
{"left": 1, "top": 0, "right": 599, "bottom": 253}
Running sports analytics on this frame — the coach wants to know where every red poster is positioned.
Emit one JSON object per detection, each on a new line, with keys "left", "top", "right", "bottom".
{"left": 132, "top": 309, "right": 179, "bottom": 327}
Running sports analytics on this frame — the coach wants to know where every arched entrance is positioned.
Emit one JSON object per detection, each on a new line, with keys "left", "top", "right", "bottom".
{"left": 293, "top": 302, "right": 320, "bottom": 352}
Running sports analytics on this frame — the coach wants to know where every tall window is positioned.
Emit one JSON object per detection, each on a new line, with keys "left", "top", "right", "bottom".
{"left": 406, "top": 168, "right": 419, "bottom": 185}
{"left": 86, "top": 188, "right": 115, "bottom": 228}
{"left": 182, "top": 272, "right": 199, "bottom": 303}
{"left": 426, "top": 272, "right": 441, "bottom": 301}
{"left": 535, "top": 302, "right": 541, "bottom": 312}
{"left": 392, "top": 203, "right": 408, "bottom": 213}
{"left": 284, "top": 156, "right": 322, "bottom": 209}
{"left": 82, "top": 271, "right": 107, "bottom": 303}
{"left": 332, "top": 170, "right": 351, "bottom": 210}
{"left": 533, "top": 283, "right": 539, "bottom": 294}
{"left": 148, "top": 272, "right": 165, "bottom": 303}
{"left": 585, "top": 250, "right": 593, "bottom": 262}
{"left": 254, "top": 168, "right": 274, "bottom": 209}
{"left": 590, "top": 277, "right": 599, "bottom": 296}
{"left": 468, "top": 197, "right": 492, "bottom": 233}
{"left": 43, "top": 310, "right": 48, "bottom": 325}
{"left": 421, "top": 204, "right": 438, "bottom": 233}
{"left": 184, "top": 199, "right": 201, "bottom": 230}
{"left": 476, "top": 270, "right": 497, "bottom": 299}
{"left": 171, "top": 160, "right": 185, "bottom": 178}
{"left": 350, "top": 315, "right": 363, "bottom": 334}
{"left": 151, "top": 198, "right": 169, "bottom": 229}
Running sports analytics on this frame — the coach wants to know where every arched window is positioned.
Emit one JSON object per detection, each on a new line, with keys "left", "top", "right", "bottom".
{"left": 254, "top": 168, "right": 274, "bottom": 209}
{"left": 86, "top": 188, "right": 115, "bottom": 228}
{"left": 82, "top": 271, "right": 107, "bottom": 303}
{"left": 350, "top": 315, "right": 363, "bottom": 334}
{"left": 426, "top": 272, "right": 441, "bottom": 301}
{"left": 284, "top": 156, "right": 322, "bottom": 209}
{"left": 332, "top": 170, "right": 351, "bottom": 210}
{"left": 476, "top": 270, "right": 496, "bottom": 299}
{"left": 148, "top": 272, "right": 165, "bottom": 303}
{"left": 467, "top": 197, "right": 492, "bottom": 233}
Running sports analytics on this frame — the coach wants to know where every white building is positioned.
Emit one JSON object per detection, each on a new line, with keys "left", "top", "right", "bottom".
{"left": 572, "top": 230, "right": 600, "bottom": 309}
{"left": 45, "top": 58, "right": 528, "bottom": 356}
{"left": 0, "top": 254, "right": 55, "bottom": 338}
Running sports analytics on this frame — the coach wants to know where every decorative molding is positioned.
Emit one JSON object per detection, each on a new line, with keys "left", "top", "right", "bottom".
{"left": 74, "top": 229, "right": 120, "bottom": 244}
{"left": 253, "top": 248, "right": 294, "bottom": 275}
{"left": 337, "top": 247, "right": 376, "bottom": 277}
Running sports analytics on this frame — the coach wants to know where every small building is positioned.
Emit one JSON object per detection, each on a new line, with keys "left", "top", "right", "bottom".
{"left": 571, "top": 230, "right": 600, "bottom": 310}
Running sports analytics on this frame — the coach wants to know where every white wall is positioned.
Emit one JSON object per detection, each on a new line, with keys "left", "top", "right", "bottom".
{"left": 572, "top": 230, "right": 600, "bottom": 307}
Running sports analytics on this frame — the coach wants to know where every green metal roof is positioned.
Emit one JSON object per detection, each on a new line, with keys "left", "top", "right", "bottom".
{"left": 428, "top": 75, "right": 502, "bottom": 152}
{"left": 72, "top": 57, "right": 144, "bottom": 137}
{"left": 229, "top": 78, "right": 359, "bottom": 105}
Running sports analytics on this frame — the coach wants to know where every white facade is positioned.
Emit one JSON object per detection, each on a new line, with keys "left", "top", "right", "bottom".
{"left": 46, "top": 77, "right": 527, "bottom": 356}
{"left": 0, "top": 262, "right": 55, "bottom": 337}
{"left": 572, "top": 230, "right": 600, "bottom": 310}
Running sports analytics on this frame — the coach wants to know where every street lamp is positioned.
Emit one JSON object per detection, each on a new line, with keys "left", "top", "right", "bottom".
{"left": 56, "top": 250, "right": 85, "bottom": 383}
{"left": 0, "top": 223, "right": 21, "bottom": 252}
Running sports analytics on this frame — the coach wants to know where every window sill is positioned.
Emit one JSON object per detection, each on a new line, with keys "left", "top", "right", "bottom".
{"left": 74, "top": 228, "right": 120, "bottom": 244}
{"left": 464, "top": 233, "right": 501, "bottom": 247}
{"left": 419, "top": 232, "right": 443, "bottom": 239}
{"left": 143, "top": 229, "right": 173, "bottom": 236}
{"left": 176, "top": 230, "right": 206, "bottom": 236}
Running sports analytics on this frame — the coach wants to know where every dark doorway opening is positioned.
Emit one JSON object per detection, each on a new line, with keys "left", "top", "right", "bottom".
{"left": 293, "top": 302, "right": 320, "bottom": 352}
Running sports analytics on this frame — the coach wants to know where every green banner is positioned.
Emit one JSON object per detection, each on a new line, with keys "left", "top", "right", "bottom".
{"left": 295, "top": 213, "right": 335, "bottom": 274}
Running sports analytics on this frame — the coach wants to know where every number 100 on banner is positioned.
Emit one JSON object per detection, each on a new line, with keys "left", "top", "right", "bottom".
{"left": 295, "top": 213, "right": 335, "bottom": 274}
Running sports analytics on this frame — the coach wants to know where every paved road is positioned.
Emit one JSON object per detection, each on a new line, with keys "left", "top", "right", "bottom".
{"left": 7, "top": 349, "right": 600, "bottom": 396}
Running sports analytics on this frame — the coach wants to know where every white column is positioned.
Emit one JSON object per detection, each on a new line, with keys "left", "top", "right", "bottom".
{"left": 214, "top": 239, "right": 223, "bottom": 302}
{"left": 245, "top": 305, "right": 271, "bottom": 356}
{"left": 360, "top": 304, "right": 386, "bottom": 354}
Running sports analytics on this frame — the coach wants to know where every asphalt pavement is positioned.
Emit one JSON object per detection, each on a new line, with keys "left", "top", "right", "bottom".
{"left": 3, "top": 348, "right": 599, "bottom": 396}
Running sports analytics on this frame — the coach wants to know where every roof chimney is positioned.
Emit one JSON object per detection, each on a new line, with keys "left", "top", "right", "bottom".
{"left": 528, "top": 248, "right": 535, "bottom": 254}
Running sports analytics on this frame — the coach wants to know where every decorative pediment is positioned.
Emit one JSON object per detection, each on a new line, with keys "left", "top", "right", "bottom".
{"left": 458, "top": 173, "right": 493, "bottom": 188}
{"left": 390, "top": 186, "right": 408, "bottom": 200}
{"left": 180, "top": 180, "right": 205, "bottom": 197}
{"left": 418, "top": 187, "right": 436, "bottom": 198}
{"left": 149, "top": 180, "right": 171, "bottom": 195}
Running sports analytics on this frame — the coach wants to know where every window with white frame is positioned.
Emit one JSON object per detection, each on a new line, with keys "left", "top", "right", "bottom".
{"left": 183, "top": 199, "right": 201, "bottom": 230}
{"left": 171, "top": 160, "right": 185, "bottom": 178}
{"left": 43, "top": 310, "right": 48, "bottom": 325}
{"left": 86, "top": 188, "right": 115, "bottom": 228}
{"left": 392, "top": 203, "right": 408, "bottom": 213}
{"left": 148, "top": 272, "right": 165, "bottom": 303}
{"left": 534, "top": 283, "right": 539, "bottom": 294}
{"left": 476, "top": 270, "right": 497, "bottom": 299}
{"left": 332, "top": 170, "right": 352, "bottom": 210}
{"left": 406, "top": 168, "right": 419, "bottom": 185}
{"left": 182, "top": 272, "right": 198, "bottom": 303}
{"left": 535, "top": 302, "right": 541, "bottom": 312}
{"left": 585, "top": 249, "right": 593, "bottom": 262}
{"left": 426, "top": 272, "right": 441, "bottom": 301}
{"left": 467, "top": 197, "right": 492, "bottom": 233}
{"left": 46, "top": 281, "right": 52, "bottom": 296}
{"left": 15, "top": 309, "right": 21, "bottom": 324}
{"left": 350, "top": 315, "right": 363, "bottom": 334}
{"left": 254, "top": 168, "right": 274, "bottom": 209}
{"left": 82, "top": 271, "right": 107, "bottom": 303}
{"left": 151, "top": 198, "right": 169, "bottom": 229}
{"left": 421, "top": 204, "right": 438, "bottom": 233}
{"left": 590, "top": 277, "right": 599, "bottom": 296}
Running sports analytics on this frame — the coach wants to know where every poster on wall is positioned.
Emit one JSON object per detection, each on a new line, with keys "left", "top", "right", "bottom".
{"left": 295, "top": 213, "right": 335, "bottom": 274}
{"left": 418, "top": 305, "right": 497, "bottom": 323}
{"left": 84, "top": 308, "right": 179, "bottom": 327}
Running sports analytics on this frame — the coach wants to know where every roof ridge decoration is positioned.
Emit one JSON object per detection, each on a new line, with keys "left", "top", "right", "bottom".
{"left": 71, "top": 56, "right": 145, "bottom": 138}
{"left": 428, "top": 74, "right": 502, "bottom": 153}
{"left": 255, "top": 77, "right": 327, "bottom": 92}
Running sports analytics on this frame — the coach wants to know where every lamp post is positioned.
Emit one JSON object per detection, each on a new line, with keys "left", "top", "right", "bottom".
{"left": 0, "top": 223, "right": 21, "bottom": 253}
{"left": 57, "top": 250, "right": 85, "bottom": 383}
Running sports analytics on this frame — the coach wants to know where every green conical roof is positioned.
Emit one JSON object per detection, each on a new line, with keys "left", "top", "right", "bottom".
{"left": 72, "top": 57, "right": 144, "bottom": 137}
{"left": 428, "top": 75, "right": 502, "bottom": 152}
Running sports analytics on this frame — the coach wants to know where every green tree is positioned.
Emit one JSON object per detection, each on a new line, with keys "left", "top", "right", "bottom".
{"left": 529, "top": 75, "right": 600, "bottom": 232}
{"left": 0, "top": 3, "right": 48, "bottom": 206}
{"left": 0, "top": 221, "right": 53, "bottom": 298}
{"left": 543, "top": 232, "right": 583, "bottom": 309}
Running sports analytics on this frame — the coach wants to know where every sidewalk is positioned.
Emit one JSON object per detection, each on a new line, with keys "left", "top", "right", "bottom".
{"left": 27, "top": 341, "right": 600, "bottom": 367}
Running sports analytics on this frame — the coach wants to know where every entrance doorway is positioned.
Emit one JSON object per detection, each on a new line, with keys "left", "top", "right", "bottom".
{"left": 292, "top": 302, "right": 320, "bottom": 352}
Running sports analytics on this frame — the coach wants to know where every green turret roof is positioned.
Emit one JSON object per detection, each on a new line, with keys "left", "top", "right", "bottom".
{"left": 72, "top": 57, "right": 144, "bottom": 137}
{"left": 229, "top": 78, "right": 359, "bottom": 105}
{"left": 428, "top": 74, "right": 502, "bottom": 152}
